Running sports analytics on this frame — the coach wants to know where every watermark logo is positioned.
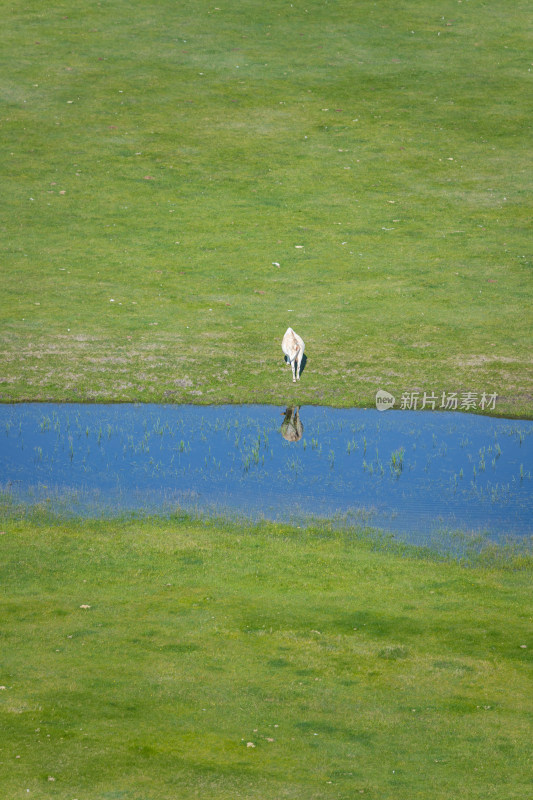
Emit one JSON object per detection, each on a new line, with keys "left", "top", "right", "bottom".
{"left": 375, "top": 389, "right": 498, "bottom": 412}
{"left": 375, "top": 389, "right": 395, "bottom": 411}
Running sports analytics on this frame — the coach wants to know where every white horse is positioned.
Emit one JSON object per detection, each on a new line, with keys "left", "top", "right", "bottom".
{"left": 282, "top": 327, "right": 305, "bottom": 382}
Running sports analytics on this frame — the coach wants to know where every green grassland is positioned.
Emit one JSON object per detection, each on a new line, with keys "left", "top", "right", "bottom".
{"left": 0, "top": 512, "right": 532, "bottom": 799}
{"left": 1, "top": 4, "right": 532, "bottom": 798}
{"left": 1, "top": 0, "right": 532, "bottom": 415}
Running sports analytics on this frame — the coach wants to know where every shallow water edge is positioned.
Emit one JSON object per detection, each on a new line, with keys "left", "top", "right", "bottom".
{"left": 2, "top": 398, "right": 532, "bottom": 422}
{"left": 1, "top": 499, "right": 531, "bottom": 569}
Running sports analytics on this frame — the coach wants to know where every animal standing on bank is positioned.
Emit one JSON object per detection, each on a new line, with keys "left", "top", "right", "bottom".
{"left": 282, "top": 327, "right": 305, "bottom": 383}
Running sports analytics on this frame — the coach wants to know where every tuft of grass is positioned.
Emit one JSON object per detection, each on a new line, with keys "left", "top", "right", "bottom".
{"left": 0, "top": 0, "right": 531, "bottom": 415}
{"left": 0, "top": 509, "right": 531, "bottom": 798}
{"left": 390, "top": 446, "right": 405, "bottom": 476}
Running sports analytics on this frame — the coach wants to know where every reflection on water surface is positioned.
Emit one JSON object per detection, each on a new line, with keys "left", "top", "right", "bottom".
{"left": 1, "top": 403, "right": 531, "bottom": 545}
{"left": 281, "top": 407, "right": 303, "bottom": 442}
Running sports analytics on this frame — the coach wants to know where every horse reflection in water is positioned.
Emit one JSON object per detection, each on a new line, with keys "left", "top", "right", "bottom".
{"left": 281, "top": 407, "right": 303, "bottom": 442}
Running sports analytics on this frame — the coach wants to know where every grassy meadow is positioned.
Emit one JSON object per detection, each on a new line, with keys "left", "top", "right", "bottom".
{"left": 0, "top": 0, "right": 532, "bottom": 415}
{"left": 1, "top": 2, "right": 532, "bottom": 798}
{"left": 0, "top": 511, "right": 532, "bottom": 799}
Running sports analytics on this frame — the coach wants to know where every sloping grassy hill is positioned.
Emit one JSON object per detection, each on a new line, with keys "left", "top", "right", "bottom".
{"left": 0, "top": 0, "right": 531, "bottom": 414}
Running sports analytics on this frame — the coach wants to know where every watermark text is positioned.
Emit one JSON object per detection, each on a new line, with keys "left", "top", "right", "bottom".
{"left": 376, "top": 390, "right": 497, "bottom": 412}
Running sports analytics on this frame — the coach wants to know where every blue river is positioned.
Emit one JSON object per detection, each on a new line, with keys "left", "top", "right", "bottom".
{"left": 1, "top": 404, "right": 531, "bottom": 546}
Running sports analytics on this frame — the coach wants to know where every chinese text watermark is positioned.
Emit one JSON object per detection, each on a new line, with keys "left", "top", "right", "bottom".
{"left": 376, "top": 390, "right": 497, "bottom": 412}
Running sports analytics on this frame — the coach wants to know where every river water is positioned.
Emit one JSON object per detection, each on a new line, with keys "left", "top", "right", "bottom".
{"left": 1, "top": 404, "right": 531, "bottom": 546}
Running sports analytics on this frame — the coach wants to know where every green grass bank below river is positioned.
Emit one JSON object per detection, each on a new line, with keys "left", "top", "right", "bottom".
{"left": 1, "top": 511, "right": 531, "bottom": 799}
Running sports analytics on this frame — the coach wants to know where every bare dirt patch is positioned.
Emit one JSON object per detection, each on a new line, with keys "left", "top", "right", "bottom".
{"left": 455, "top": 355, "right": 527, "bottom": 368}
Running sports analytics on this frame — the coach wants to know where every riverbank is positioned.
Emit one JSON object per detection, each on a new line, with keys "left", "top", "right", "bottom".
{"left": 1, "top": 511, "right": 531, "bottom": 798}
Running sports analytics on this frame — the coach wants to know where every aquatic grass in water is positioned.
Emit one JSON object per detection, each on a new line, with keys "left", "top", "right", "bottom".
{"left": 390, "top": 447, "right": 405, "bottom": 477}
{"left": 1, "top": 404, "right": 532, "bottom": 547}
